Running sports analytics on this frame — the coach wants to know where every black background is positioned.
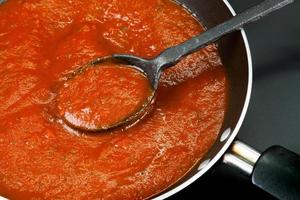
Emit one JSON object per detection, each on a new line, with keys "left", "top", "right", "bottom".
{"left": 170, "top": 0, "right": 300, "bottom": 199}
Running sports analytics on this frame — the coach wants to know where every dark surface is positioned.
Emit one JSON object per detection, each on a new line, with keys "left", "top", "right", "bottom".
{"left": 170, "top": 0, "right": 300, "bottom": 199}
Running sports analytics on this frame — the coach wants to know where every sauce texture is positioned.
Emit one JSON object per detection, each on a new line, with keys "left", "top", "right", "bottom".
{"left": 0, "top": 0, "right": 228, "bottom": 199}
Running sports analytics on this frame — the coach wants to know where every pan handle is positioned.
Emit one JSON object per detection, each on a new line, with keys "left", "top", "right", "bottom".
{"left": 223, "top": 141, "right": 300, "bottom": 199}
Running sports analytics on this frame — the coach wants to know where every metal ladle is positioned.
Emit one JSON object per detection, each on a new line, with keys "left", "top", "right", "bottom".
{"left": 63, "top": 0, "right": 293, "bottom": 132}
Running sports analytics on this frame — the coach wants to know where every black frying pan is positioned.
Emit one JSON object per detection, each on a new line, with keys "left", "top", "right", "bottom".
{"left": 0, "top": 0, "right": 299, "bottom": 200}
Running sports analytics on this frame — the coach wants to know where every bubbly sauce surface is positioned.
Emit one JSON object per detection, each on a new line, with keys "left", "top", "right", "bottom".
{"left": 0, "top": 0, "right": 228, "bottom": 199}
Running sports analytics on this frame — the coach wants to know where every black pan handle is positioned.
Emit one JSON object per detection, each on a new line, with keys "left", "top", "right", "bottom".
{"left": 223, "top": 141, "right": 300, "bottom": 199}
{"left": 252, "top": 146, "right": 300, "bottom": 199}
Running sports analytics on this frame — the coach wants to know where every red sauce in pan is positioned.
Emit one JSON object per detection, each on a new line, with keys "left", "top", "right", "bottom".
{"left": 0, "top": 0, "right": 228, "bottom": 199}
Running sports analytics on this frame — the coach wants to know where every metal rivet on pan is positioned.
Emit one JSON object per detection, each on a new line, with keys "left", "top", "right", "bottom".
{"left": 220, "top": 128, "right": 231, "bottom": 142}
{"left": 197, "top": 159, "right": 211, "bottom": 171}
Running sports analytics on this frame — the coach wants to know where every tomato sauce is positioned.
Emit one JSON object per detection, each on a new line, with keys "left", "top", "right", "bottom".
{"left": 0, "top": 0, "right": 228, "bottom": 199}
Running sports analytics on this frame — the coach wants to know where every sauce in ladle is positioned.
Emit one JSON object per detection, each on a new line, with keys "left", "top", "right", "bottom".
{"left": 57, "top": 62, "right": 152, "bottom": 131}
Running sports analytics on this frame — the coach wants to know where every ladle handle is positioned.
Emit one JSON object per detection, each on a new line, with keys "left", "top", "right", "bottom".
{"left": 154, "top": 0, "right": 294, "bottom": 70}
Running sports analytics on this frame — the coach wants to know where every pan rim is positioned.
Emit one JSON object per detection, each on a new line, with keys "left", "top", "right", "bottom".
{"left": 153, "top": 0, "right": 253, "bottom": 199}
